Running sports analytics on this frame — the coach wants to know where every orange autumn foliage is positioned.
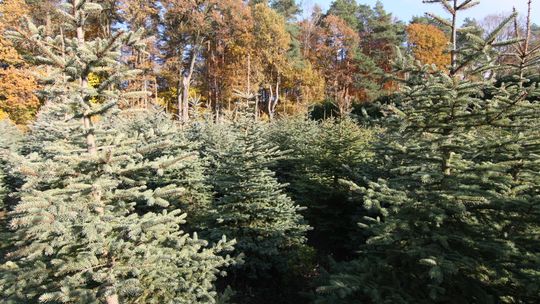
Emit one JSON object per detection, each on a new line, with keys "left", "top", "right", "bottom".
{"left": 301, "top": 14, "right": 360, "bottom": 114}
{"left": 0, "top": 0, "right": 29, "bottom": 26}
{"left": 407, "top": 23, "right": 451, "bottom": 70}
{"left": 0, "top": 67, "right": 40, "bottom": 123}
{"left": 0, "top": 0, "right": 41, "bottom": 124}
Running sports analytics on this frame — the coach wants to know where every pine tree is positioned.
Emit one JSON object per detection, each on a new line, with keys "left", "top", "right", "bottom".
{"left": 1, "top": 1, "right": 237, "bottom": 303}
{"left": 326, "top": 0, "right": 360, "bottom": 30}
{"left": 359, "top": 1, "right": 405, "bottom": 94}
{"left": 363, "top": 1, "right": 405, "bottom": 70}
{"left": 325, "top": 0, "right": 405, "bottom": 101}
{"left": 270, "top": 0, "right": 301, "bottom": 21}
{"left": 316, "top": 1, "right": 540, "bottom": 303}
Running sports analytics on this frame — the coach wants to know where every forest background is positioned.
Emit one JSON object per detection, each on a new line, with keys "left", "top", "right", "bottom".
{"left": 2, "top": 0, "right": 538, "bottom": 124}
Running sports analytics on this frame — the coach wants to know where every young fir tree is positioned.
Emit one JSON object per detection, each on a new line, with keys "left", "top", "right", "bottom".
{"left": 194, "top": 114, "right": 311, "bottom": 276}
{"left": 316, "top": 1, "right": 539, "bottom": 303}
{"left": 267, "top": 116, "right": 376, "bottom": 258}
{"left": 107, "top": 108, "right": 214, "bottom": 229}
{"left": 0, "top": 1, "right": 236, "bottom": 303}
{"left": 188, "top": 113, "right": 311, "bottom": 303}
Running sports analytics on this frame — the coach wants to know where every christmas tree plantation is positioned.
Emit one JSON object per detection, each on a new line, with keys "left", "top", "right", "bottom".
{"left": 0, "top": 0, "right": 539, "bottom": 303}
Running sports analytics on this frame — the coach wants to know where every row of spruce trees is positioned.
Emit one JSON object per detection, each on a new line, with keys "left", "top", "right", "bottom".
{"left": 1, "top": 0, "right": 539, "bottom": 303}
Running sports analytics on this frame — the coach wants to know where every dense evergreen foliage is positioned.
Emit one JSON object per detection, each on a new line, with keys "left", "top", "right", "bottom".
{"left": 188, "top": 114, "right": 312, "bottom": 303}
{"left": 267, "top": 117, "right": 376, "bottom": 258}
{"left": 0, "top": 120, "right": 21, "bottom": 210}
{"left": 315, "top": 1, "right": 540, "bottom": 303}
{"left": 0, "top": 0, "right": 539, "bottom": 303}
{"left": 1, "top": 1, "right": 236, "bottom": 303}
{"left": 196, "top": 116, "right": 310, "bottom": 274}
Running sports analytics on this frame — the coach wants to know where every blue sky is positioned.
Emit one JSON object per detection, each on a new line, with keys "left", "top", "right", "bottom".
{"left": 302, "top": 0, "right": 540, "bottom": 24}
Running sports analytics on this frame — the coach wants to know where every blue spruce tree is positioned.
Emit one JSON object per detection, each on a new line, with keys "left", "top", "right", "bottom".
{"left": 0, "top": 1, "right": 236, "bottom": 303}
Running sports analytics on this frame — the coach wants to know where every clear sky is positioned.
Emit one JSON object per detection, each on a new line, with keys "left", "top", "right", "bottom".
{"left": 301, "top": 0, "right": 540, "bottom": 24}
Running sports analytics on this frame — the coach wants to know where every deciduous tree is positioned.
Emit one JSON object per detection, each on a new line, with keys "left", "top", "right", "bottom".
{"left": 407, "top": 23, "right": 451, "bottom": 69}
{"left": 251, "top": 3, "right": 292, "bottom": 119}
{"left": 0, "top": 0, "right": 40, "bottom": 124}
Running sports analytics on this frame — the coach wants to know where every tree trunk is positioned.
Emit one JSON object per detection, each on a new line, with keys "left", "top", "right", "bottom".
{"left": 247, "top": 53, "right": 251, "bottom": 93}
{"left": 271, "top": 76, "right": 280, "bottom": 120}
{"left": 154, "top": 76, "right": 159, "bottom": 105}
{"left": 143, "top": 78, "right": 148, "bottom": 108}
{"left": 180, "top": 43, "right": 200, "bottom": 123}
{"left": 516, "top": 0, "right": 533, "bottom": 88}
{"left": 255, "top": 94, "right": 259, "bottom": 121}
{"left": 181, "top": 73, "right": 190, "bottom": 122}
{"left": 268, "top": 85, "right": 274, "bottom": 120}
{"left": 45, "top": 12, "right": 52, "bottom": 36}
{"left": 77, "top": 27, "right": 85, "bottom": 44}
{"left": 450, "top": 0, "right": 458, "bottom": 73}
{"left": 442, "top": 150, "right": 453, "bottom": 176}
{"left": 83, "top": 116, "right": 97, "bottom": 155}
{"left": 177, "top": 67, "right": 183, "bottom": 119}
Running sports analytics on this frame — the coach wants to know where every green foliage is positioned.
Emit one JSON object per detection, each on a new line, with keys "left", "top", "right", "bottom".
{"left": 1, "top": 1, "right": 539, "bottom": 303}
{"left": 354, "top": 51, "right": 385, "bottom": 101}
{"left": 458, "top": 17, "right": 484, "bottom": 49}
{"left": 315, "top": 7, "right": 540, "bottom": 302}
{"left": 327, "top": 0, "right": 405, "bottom": 101}
{"left": 110, "top": 109, "right": 213, "bottom": 228}
{"left": 0, "top": 119, "right": 22, "bottom": 259}
{"left": 327, "top": 0, "right": 360, "bottom": 30}
{"left": 268, "top": 116, "right": 376, "bottom": 258}
{"left": 1, "top": 2, "right": 237, "bottom": 303}
{"left": 6, "top": 0, "right": 147, "bottom": 136}
{"left": 184, "top": 113, "right": 313, "bottom": 304}
{"left": 270, "top": 0, "right": 301, "bottom": 21}
{"left": 193, "top": 114, "right": 310, "bottom": 276}
{"left": 0, "top": 119, "right": 22, "bottom": 210}
{"left": 362, "top": 1, "right": 406, "bottom": 65}
{"left": 2, "top": 107, "right": 238, "bottom": 304}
